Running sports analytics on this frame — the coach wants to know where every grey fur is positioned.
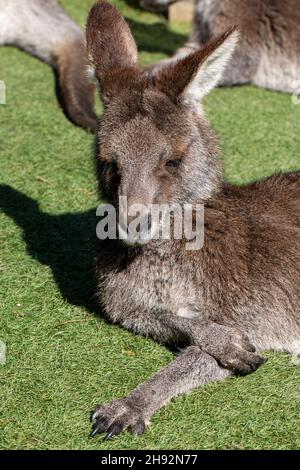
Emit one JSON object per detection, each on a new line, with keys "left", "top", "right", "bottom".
{"left": 86, "top": 2, "right": 300, "bottom": 440}
{"left": 144, "top": 0, "right": 300, "bottom": 93}
{"left": 0, "top": 0, "right": 81, "bottom": 64}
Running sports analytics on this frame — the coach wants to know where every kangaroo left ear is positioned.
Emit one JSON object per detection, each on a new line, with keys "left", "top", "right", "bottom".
{"left": 154, "top": 27, "right": 239, "bottom": 102}
{"left": 86, "top": 1, "right": 138, "bottom": 101}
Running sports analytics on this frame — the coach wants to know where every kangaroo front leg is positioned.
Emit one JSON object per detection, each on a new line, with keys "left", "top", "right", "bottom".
{"left": 170, "top": 318, "right": 267, "bottom": 375}
{"left": 146, "top": 310, "right": 266, "bottom": 375}
{"left": 90, "top": 346, "right": 231, "bottom": 439}
{"left": 157, "top": 311, "right": 266, "bottom": 375}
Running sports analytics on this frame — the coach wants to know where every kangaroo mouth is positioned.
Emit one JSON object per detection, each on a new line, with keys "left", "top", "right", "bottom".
{"left": 118, "top": 221, "right": 159, "bottom": 247}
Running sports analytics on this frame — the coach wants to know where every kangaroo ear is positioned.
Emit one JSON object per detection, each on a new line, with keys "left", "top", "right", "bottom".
{"left": 154, "top": 28, "right": 239, "bottom": 102}
{"left": 86, "top": 1, "right": 138, "bottom": 95}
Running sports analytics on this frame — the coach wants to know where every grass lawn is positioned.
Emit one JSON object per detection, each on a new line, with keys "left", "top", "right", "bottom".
{"left": 1, "top": 0, "right": 300, "bottom": 451}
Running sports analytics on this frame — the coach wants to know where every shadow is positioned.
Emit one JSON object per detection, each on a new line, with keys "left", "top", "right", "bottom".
{"left": 0, "top": 184, "right": 99, "bottom": 315}
{"left": 125, "top": 0, "right": 169, "bottom": 18}
{"left": 124, "top": 0, "right": 145, "bottom": 10}
{"left": 0, "top": 184, "right": 190, "bottom": 353}
{"left": 126, "top": 18, "right": 187, "bottom": 56}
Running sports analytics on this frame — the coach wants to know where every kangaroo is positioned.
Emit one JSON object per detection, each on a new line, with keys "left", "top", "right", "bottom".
{"left": 142, "top": 0, "right": 300, "bottom": 94}
{"left": 87, "top": 1, "right": 300, "bottom": 439}
{"left": 0, "top": 0, "right": 98, "bottom": 132}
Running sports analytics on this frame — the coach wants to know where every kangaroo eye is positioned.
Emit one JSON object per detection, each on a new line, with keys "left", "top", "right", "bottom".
{"left": 165, "top": 159, "right": 182, "bottom": 169}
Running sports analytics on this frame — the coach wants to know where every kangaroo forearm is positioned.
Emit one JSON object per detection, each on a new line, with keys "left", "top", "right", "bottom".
{"left": 125, "top": 346, "right": 231, "bottom": 418}
{"left": 121, "top": 307, "right": 243, "bottom": 350}
{"left": 149, "top": 309, "right": 233, "bottom": 348}
{"left": 90, "top": 347, "right": 231, "bottom": 438}
{"left": 120, "top": 309, "right": 190, "bottom": 344}
{"left": 120, "top": 306, "right": 264, "bottom": 373}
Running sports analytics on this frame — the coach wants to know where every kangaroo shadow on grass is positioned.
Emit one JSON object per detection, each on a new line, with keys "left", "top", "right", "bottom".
{"left": 0, "top": 184, "right": 99, "bottom": 315}
{"left": 124, "top": 0, "right": 169, "bottom": 19}
{"left": 126, "top": 18, "right": 187, "bottom": 56}
{"left": 0, "top": 184, "right": 186, "bottom": 352}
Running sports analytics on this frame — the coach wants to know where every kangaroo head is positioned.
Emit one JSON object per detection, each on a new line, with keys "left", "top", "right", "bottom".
{"left": 87, "top": 1, "right": 238, "bottom": 244}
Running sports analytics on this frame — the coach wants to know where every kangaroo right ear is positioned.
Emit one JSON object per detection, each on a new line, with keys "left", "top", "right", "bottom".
{"left": 154, "top": 27, "right": 239, "bottom": 102}
{"left": 86, "top": 1, "right": 138, "bottom": 98}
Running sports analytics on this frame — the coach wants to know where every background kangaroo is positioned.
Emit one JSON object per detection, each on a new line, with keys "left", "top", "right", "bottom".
{"left": 142, "top": 0, "right": 300, "bottom": 93}
{"left": 87, "top": 1, "right": 300, "bottom": 440}
{"left": 0, "top": 0, "right": 98, "bottom": 132}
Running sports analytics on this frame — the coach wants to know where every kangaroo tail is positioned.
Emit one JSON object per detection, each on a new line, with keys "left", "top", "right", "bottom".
{"left": 55, "top": 37, "right": 98, "bottom": 133}
{"left": 0, "top": 0, "right": 98, "bottom": 132}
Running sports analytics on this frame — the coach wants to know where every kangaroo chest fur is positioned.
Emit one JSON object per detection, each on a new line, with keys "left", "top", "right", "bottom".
{"left": 96, "top": 240, "right": 201, "bottom": 324}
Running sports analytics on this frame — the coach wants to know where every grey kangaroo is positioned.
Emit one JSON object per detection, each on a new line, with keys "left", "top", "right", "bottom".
{"left": 0, "top": 0, "right": 97, "bottom": 132}
{"left": 87, "top": 1, "right": 300, "bottom": 439}
{"left": 142, "top": 0, "right": 300, "bottom": 93}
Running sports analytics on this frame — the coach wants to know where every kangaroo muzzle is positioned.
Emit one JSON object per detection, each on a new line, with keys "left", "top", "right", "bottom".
{"left": 118, "top": 197, "right": 158, "bottom": 246}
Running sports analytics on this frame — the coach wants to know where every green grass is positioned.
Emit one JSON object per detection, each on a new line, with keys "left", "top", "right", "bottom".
{"left": 0, "top": 0, "right": 300, "bottom": 451}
